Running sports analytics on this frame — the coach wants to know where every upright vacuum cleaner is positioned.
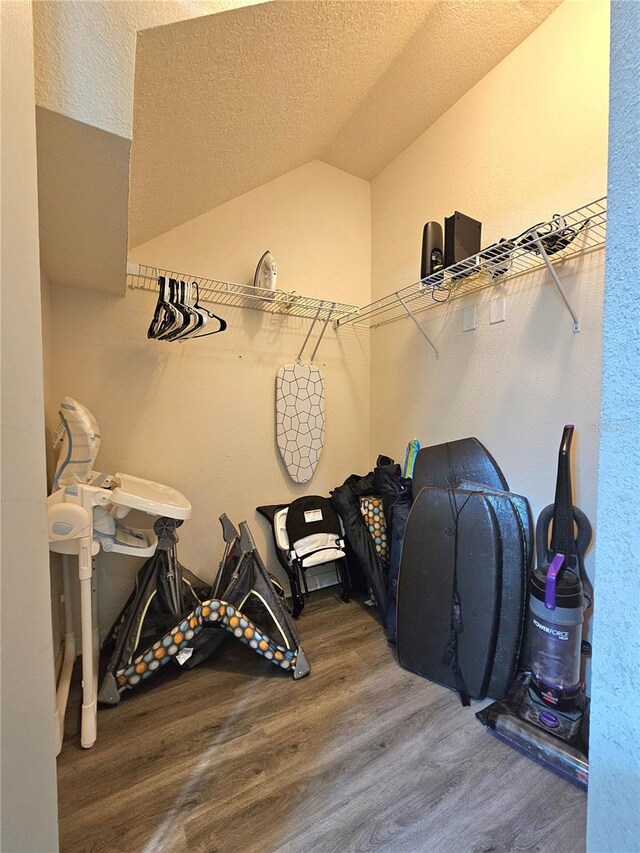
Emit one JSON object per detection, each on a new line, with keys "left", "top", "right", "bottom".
{"left": 477, "top": 425, "right": 593, "bottom": 787}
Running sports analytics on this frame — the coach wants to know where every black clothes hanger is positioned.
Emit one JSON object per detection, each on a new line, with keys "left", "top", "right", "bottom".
{"left": 148, "top": 278, "right": 227, "bottom": 341}
{"left": 147, "top": 276, "right": 178, "bottom": 339}
{"left": 193, "top": 280, "right": 218, "bottom": 319}
{"left": 162, "top": 280, "right": 200, "bottom": 341}
{"left": 169, "top": 281, "right": 227, "bottom": 340}
{"left": 182, "top": 281, "right": 227, "bottom": 339}
{"left": 182, "top": 281, "right": 227, "bottom": 340}
{"left": 157, "top": 279, "right": 184, "bottom": 339}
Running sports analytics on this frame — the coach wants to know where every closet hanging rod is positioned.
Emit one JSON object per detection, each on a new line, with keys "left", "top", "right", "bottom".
{"left": 337, "top": 196, "right": 607, "bottom": 329}
{"left": 127, "top": 263, "right": 359, "bottom": 322}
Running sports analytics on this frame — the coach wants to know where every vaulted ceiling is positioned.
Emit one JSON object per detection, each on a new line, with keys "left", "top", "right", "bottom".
{"left": 129, "top": 0, "right": 560, "bottom": 248}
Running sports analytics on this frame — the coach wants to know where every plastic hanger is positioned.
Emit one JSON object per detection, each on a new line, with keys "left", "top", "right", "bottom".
{"left": 162, "top": 280, "right": 200, "bottom": 341}
{"left": 153, "top": 279, "right": 184, "bottom": 339}
{"left": 157, "top": 279, "right": 192, "bottom": 340}
{"left": 175, "top": 281, "right": 228, "bottom": 340}
{"left": 148, "top": 277, "right": 228, "bottom": 342}
{"left": 147, "top": 276, "right": 177, "bottom": 339}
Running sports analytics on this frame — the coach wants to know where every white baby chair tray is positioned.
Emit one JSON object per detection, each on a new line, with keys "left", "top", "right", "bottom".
{"left": 109, "top": 473, "right": 192, "bottom": 520}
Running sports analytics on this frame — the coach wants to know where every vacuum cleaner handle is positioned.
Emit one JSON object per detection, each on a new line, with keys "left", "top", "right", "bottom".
{"left": 573, "top": 506, "right": 594, "bottom": 607}
{"left": 536, "top": 503, "right": 593, "bottom": 606}
{"left": 536, "top": 504, "right": 554, "bottom": 565}
{"left": 537, "top": 504, "right": 592, "bottom": 563}
{"left": 572, "top": 506, "right": 593, "bottom": 563}
{"left": 550, "top": 425, "right": 578, "bottom": 567}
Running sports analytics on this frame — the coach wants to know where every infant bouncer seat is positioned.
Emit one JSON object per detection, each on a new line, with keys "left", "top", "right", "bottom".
{"left": 47, "top": 397, "right": 191, "bottom": 751}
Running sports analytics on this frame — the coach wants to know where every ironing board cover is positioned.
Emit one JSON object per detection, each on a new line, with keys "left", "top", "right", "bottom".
{"left": 276, "top": 363, "right": 325, "bottom": 484}
{"left": 359, "top": 496, "right": 389, "bottom": 566}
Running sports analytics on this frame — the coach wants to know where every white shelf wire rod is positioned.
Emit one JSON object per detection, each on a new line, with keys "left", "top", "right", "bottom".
{"left": 337, "top": 197, "right": 606, "bottom": 329}
{"left": 127, "top": 262, "right": 358, "bottom": 322}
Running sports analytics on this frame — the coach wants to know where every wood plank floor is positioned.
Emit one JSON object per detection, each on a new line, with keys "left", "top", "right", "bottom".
{"left": 57, "top": 590, "right": 586, "bottom": 853}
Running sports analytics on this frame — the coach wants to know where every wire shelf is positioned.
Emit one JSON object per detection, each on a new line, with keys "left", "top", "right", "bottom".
{"left": 337, "top": 197, "right": 607, "bottom": 329}
{"left": 127, "top": 262, "right": 359, "bottom": 322}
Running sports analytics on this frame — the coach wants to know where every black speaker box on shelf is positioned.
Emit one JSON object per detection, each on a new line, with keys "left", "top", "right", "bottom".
{"left": 444, "top": 211, "right": 482, "bottom": 268}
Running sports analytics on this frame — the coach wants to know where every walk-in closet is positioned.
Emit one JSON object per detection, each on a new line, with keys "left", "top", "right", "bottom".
{"left": 2, "top": 1, "right": 639, "bottom": 852}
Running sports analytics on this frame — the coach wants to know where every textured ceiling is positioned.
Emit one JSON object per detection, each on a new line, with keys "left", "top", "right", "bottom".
{"left": 33, "top": 0, "right": 265, "bottom": 138}
{"left": 129, "top": 0, "right": 560, "bottom": 248}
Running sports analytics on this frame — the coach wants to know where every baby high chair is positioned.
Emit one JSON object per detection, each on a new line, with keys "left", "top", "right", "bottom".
{"left": 47, "top": 398, "right": 191, "bottom": 751}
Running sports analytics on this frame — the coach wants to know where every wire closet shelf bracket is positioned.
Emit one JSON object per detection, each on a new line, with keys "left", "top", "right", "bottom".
{"left": 127, "top": 263, "right": 358, "bottom": 322}
{"left": 336, "top": 197, "right": 607, "bottom": 337}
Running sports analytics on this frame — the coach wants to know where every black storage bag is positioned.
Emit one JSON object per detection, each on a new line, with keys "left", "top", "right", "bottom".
{"left": 331, "top": 456, "right": 411, "bottom": 636}
{"left": 397, "top": 487, "right": 502, "bottom": 702}
{"left": 413, "top": 438, "right": 509, "bottom": 495}
{"left": 384, "top": 486, "right": 412, "bottom": 644}
{"left": 331, "top": 471, "right": 389, "bottom": 629}
{"left": 458, "top": 481, "right": 533, "bottom": 685}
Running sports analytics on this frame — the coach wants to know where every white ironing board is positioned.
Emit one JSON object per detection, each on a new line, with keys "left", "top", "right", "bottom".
{"left": 275, "top": 304, "right": 334, "bottom": 485}
{"left": 275, "top": 362, "right": 325, "bottom": 484}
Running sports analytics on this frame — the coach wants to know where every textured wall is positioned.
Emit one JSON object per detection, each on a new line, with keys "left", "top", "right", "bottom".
{"left": 587, "top": 2, "right": 640, "bottom": 850}
{"left": 369, "top": 0, "right": 610, "bottom": 676}
{"left": 36, "top": 107, "right": 130, "bottom": 295}
{"left": 0, "top": 2, "right": 59, "bottom": 849}
{"left": 45, "top": 161, "right": 371, "bottom": 632}
{"left": 33, "top": 0, "right": 265, "bottom": 138}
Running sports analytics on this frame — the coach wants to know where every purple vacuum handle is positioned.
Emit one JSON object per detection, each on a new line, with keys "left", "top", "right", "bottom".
{"left": 545, "top": 553, "right": 565, "bottom": 610}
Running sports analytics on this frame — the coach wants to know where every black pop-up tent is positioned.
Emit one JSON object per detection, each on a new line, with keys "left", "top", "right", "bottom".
{"left": 98, "top": 516, "right": 309, "bottom": 705}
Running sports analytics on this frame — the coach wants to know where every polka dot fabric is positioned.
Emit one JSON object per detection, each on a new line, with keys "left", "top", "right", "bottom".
{"left": 115, "top": 599, "right": 298, "bottom": 693}
{"left": 359, "top": 497, "right": 389, "bottom": 564}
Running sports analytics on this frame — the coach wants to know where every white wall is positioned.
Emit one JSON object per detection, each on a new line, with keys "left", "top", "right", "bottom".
{"left": 587, "top": 1, "right": 640, "bottom": 848}
{"left": 45, "top": 160, "right": 371, "bottom": 630}
{"left": 42, "top": 271, "right": 65, "bottom": 656}
{"left": 370, "top": 0, "right": 609, "bottom": 611}
{"left": 0, "top": 2, "right": 59, "bottom": 850}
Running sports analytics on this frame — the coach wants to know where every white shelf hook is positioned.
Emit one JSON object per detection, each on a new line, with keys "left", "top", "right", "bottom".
{"left": 396, "top": 292, "right": 440, "bottom": 358}
{"left": 533, "top": 234, "right": 581, "bottom": 332}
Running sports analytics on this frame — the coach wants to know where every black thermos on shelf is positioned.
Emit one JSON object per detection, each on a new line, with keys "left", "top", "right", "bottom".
{"left": 420, "top": 221, "right": 444, "bottom": 280}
